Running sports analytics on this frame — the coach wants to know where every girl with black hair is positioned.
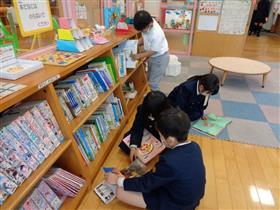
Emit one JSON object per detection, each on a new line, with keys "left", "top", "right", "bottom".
{"left": 168, "top": 73, "right": 220, "bottom": 122}
{"left": 119, "top": 91, "right": 171, "bottom": 162}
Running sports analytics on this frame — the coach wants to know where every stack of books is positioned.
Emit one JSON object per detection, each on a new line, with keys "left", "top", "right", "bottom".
{"left": 20, "top": 180, "right": 64, "bottom": 210}
{"left": 73, "top": 94, "right": 124, "bottom": 165}
{"left": 56, "top": 17, "right": 93, "bottom": 53}
{"left": 0, "top": 101, "right": 64, "bottom": 204}
{"left": 55, "top": 57, "right": 117, "bottom": 122}
{"left": 19, "top": 168, "right": 85, "bottom": 209}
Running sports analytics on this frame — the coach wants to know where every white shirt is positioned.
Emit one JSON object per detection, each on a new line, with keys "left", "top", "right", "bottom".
{"left": 142, "top": 19, "right": 169, "bottom": 57}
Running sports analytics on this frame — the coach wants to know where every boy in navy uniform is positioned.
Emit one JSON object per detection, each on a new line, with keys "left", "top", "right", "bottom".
{"left": 105, "top": 107, "right": 206, "bottom": 210}
{"left": 168, "top": 74, "right": 219, "bottom": 122}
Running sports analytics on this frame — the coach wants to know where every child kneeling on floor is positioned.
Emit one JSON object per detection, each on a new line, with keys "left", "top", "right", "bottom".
{"left": 105, "top": 107, "right": 206, "bottom": 210}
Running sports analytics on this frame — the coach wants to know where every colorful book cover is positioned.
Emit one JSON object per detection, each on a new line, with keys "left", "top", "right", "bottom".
{"left": 94, "top": 181, "right": 116, "bottom": 204}
{"left": 22, "top": 111, "right": 56, "bottom": 153}
{"left": 35, "top": 101, "right": 64, "bottom": 143}
{"left": 164, "top": 9, "right": 192, "bottom": 30}
{"left": 57, "top": 29, "right": 75, "bottom": 41}
{"left": 30, "top": 188, "right": 52, "bottom": 210}
{"left": 22, "top": 196, "right": 40, "bottom": 210}
{"left": 15, "top": 116, "right": 50, "bottom": 158}
{"left": 0, "top": 172, "right": 17, "bottom": 195}
{"left": 6, "top": 123, "right": 45, "bottom": 164}
{"left": 31, "top": 50, "right": 85, "bottom": 66}
{"left": 0, "top": 189, "right": 8, "bottom": 205}
{"left": 1, "top": 127, "right": 39, "bottom": 170}
{"left": 91, "top": 57, "right": 118, "bottom": 83}
{"left": 104, "top": 7, "right": 121, "bottom": 29}
{"left": 76, "top": 71, "right": 104, "bottom": 93}
{"left": 117, "top": 40, "right": 138, "bottom": 69}
{"left": 37, "top": 180, "right": 63, "bottom": 210}
{"left": 75, "top": 129, "right": 94, "bottom": 161}
{"left": 57, "top": 95, "right": 74, "bottom": 122}
{"left": 192, "top": 113, "right": 232, "bottom": 137}
{"left": 122, "top": 129, "right": 166, "bottom": 164}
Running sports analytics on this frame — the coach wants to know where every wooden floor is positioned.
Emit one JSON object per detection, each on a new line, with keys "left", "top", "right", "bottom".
{"left": 242, "top": 33, "right": 280, "bottom": 62}
{"left": 78, "top": 114, "right": 280, "bottom": 210}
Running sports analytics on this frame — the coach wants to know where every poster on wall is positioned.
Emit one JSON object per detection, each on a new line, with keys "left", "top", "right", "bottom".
{"left": 199, "top": 0, "right": 223, "bottom": 15}
{"left": 198, "top": 15, "right": 219, "bottom": 31}
{"left": 13, "top": 0, "right": 53, "bottom": 37}
{"left": 164, "top": 9, "right": 192, "bottom": 30}
{"left": 218, "top": 0, "right": 251, "bottom": 35}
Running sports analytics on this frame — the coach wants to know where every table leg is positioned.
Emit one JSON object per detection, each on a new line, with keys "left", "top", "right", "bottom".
{"left": 210, "top": 66, "right": 214, "bottom": 74}
{"left": 262, "top": 73, "right": 268, "bottom": 88}
{"left": 221, "top": 71, "right": 227, "bottom": 86}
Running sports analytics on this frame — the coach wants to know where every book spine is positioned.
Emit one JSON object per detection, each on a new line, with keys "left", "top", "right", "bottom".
{"left": 75, "top": 129, "right": 94, "bottom": 161}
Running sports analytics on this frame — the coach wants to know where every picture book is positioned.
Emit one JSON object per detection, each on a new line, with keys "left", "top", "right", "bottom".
{"left": 122, "top": 129, "right": 165, "bottom": 164}
{"left": 164, "top": 9, "right": 192, "bottom": 30}
{"left": 30, "top": 50, "right": 85, "bottom": 66}
{"left": 120, "top": 158, "right": 147, "bottom": 178}
{"left": 192, "top": 113, "right": 232, "bottom": 137}
{"left": 103, "top": 7, "right": 121, "bottom": 29}
{"left": 0, "top": 44, "right": 43, "bottom": 80}
{"left": 94, "top": 181, "right": 116, "bottom": 204}
{"left": 116, "top": 40, "right": 138, "bottom": 69}
{"left": 22, "top": 196, "right": 40, "bottom": 210}
{"left": 37, "top": 180, "right": 63, "bottom": 210}
{"left": 0, "top": 172, "right": 17, "bottom": 195}
{"left": 30, "top": 188, "right": 52, "bottom": 210}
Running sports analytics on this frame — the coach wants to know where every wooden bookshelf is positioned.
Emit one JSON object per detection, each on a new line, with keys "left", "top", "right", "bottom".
{"left": 0, "top": 30, "right": 148, "bottom": 209}
{"left": 1, "top": 140, "right": 72, "bottom": 210}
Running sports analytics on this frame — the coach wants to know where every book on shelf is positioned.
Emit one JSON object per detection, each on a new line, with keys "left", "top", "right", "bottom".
{"left": 0, "top": 44, "right": 43, "bottom": 80}
{"left": 113, "top": 50, "right": 127, "bottom": 78}
{"left": 164, "top": 9, "right": 192, "bottom": 30}
{"left": 91, "top": 57, "right": 118, "bottom": 84}
{"left": 0, "top": 100, "right": 64, "bottom": 205}
{"left": 73, "top": 94, "right": 124, "bottom": 164}
{"left": 192, "top": 113, "right": 232, "bottom": 137}
{"left": 19, "top": 168, "right": 84, "bottom": 210}
{"left": 114, "top": 40, "right": 138, "bottom": 69}
{"left": 120, "top": 129, "right": 166, "bottom": 164}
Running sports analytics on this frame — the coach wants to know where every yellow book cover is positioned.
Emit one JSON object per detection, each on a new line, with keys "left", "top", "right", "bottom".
{"left": 57, "top": 29, "right": 74, "bottom": 41}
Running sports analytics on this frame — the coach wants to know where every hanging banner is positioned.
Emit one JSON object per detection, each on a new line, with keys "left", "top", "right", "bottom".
{"left": 13, "top": 0, "right": 53, "bottom": 37}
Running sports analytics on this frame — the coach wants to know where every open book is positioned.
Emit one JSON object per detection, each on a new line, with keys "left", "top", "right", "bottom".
{"left": 192, "top": 113, "right": 232, "bottom": 137}
{"left": 122, "top": 129, "right": 166, "bottom": 164}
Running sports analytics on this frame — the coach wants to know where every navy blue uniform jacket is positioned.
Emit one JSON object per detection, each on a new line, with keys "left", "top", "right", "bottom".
{"left": 168, "top": 80, "right": 208, "bottom": 121}
{"left": 123, "top": 142, "right": 206, "bottom": 210}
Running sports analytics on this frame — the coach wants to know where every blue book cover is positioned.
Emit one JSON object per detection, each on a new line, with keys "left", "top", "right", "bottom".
{"left": 73, "top": 132, "right": 92, "bottom": 162}
{"left": 56, "top": 40, "right": 80, "bottom": 53}
{"left": 76, "top": 128, "right": 94, "bottom": 161}
{"left": 104, "top": 7, "right": 121, "bottom": 29}
{"left": 77, "top": 71, "right": 104, "bottom": 93}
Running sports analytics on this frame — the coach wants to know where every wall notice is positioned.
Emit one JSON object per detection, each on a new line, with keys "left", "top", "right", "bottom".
{"left": 13, "top": 0, "right": 53, "bottom": 37}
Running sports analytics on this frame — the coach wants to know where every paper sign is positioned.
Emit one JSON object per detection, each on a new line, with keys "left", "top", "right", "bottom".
{"left": 0, "top": 44, "right": 16, "bottom": 68}
{"left": 13, "top": 0, "right": 53, "bottom": 37}
{"left": 198, "top": 15, "right": 219, "bottom": 31}
{"left": 38, "top": 74, "right": 60, "bottom": 90}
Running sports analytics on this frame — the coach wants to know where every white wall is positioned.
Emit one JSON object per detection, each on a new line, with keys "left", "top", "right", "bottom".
{"left": 144, "top": 0, "right": 161, "bottom": 18}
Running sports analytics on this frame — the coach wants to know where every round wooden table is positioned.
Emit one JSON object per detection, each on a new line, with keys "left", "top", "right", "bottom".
{"left": 209, "top": 57, "right": 271, "bottom": 88}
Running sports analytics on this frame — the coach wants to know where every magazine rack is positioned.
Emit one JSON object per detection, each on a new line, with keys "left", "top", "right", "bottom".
{"left": 0, "top": 30, "right": 148, "bottom": 209}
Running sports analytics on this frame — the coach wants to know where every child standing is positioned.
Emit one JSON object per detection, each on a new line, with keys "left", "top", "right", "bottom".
{"left": 105, "top": 107, "right": 206, "bottom": 210}
{"left": 132, "top": 10, "right": 169, "bottom": 91}
{"left": 168, "top": 74, "right": 220, "bottom": 122}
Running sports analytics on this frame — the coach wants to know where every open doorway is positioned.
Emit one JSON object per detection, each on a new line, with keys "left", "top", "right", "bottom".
{"left": 242, "top": 0, "right": 280, "bottom": 61}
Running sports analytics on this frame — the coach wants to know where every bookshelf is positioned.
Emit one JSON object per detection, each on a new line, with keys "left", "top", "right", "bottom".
{"left": 0, "top": 30, "right": 148, "bottom": 209}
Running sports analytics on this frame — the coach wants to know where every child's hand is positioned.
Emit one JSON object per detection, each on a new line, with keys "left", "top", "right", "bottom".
{"left": 104, "top": 172, "right": 120, "bottom": 185}
{"left": 130, "top": 53, "right": 141, "bottom": 61}
{"left": 130, "top": 147, "right": 138, "bottom": 162}
{"left": 201, "top": 115, "right": 208, "bottom": 126}
{"left": 201, "top": 115, "right": 208, "bottom": 121}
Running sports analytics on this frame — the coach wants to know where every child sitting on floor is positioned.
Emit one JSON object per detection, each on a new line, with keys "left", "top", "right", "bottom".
{"left": 105, "top": 107, "right": 206, "bottom": 210}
